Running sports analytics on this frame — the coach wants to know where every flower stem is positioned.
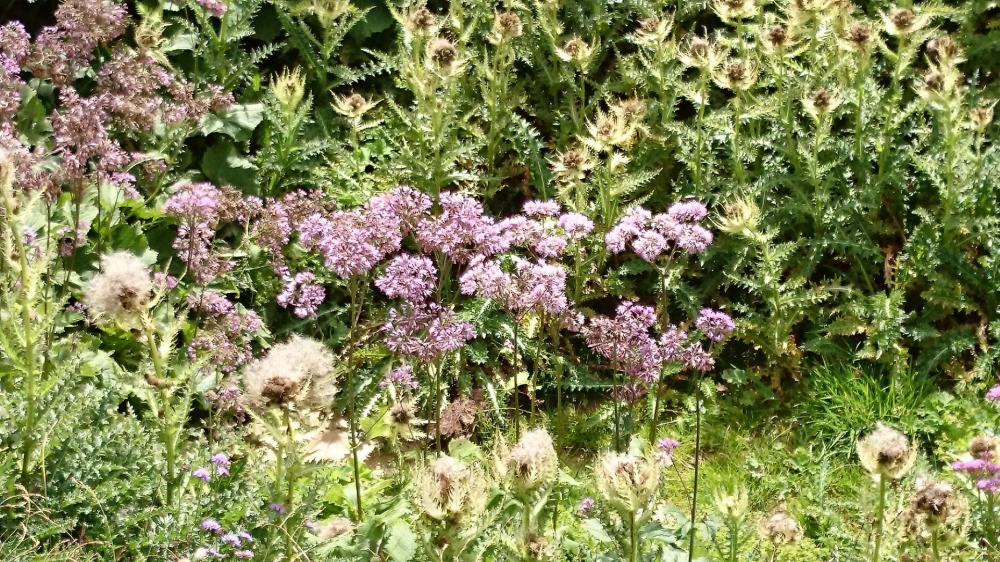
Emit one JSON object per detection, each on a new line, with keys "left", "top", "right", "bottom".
{"left": 872, "top": 476, "right": 887, "bottom": 562}
{"left": 687, "top": 371, "right": 703, "bottom": 562}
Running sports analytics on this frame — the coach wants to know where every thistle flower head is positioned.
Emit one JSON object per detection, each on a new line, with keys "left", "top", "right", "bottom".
{"left": 802, "top": 87, "right": 842, "bottom": 120}
{"left": 503, "top": 428, "right": 558, "bottom": 491}
{"left": 856, "top": 422, "right": 917, "bottom": 480}
{"left": 489, "top": 11, "right": 522, "bottom": 44}
{"left": 679, "top": 35, "right": 719, "bottom": 69}
{"left": 303, "top": 0, "right": 352, "bottom": 27}
{"left": 970, "top": 435, "right": 1000, "bottom": 460}
{"left": 271, "top": 67, "right": 306, "bottom": 113}
{"left": 927, "top": 35, "right": 964, "bottom": 67}
{"left": 713, "top": 485, "right": 749, "bottom": 522}
{"left": 901, "top": 476, "right": 967, "bottom": 540}
{"left": 405, "top": 6, "right": 437, "bottom": 35}
{"left": 761, "top": 510, "right": 803, "bottom": 545}
{"left": 838, "top": 21, "right": 874, "bottom": 53}
{"left": 427, "top": 37, "right": 460, "bottom": 74}
{"left": 556, "top": 37, "right": 594, "bottom": 69}
{"left": 242, "top": 335, "right": 336, "bottom": 409}
{"left": 969, "top": 101, "right": 996, "bottom": 132}
{"left": 550, "top": 147, "right": 594, "bottom": 183}
{"left": 632, "top": 16, "right": 672, "bottom": 48}
{"left": 916, "top": 66, "right": 963, "bottom": 108}
{"left": 332, "top": 92, "right": 379, "bottom": 121}
{"left": 883, "top": 7, "right": 928, "bottom": 36}
{"left": 713, "top": 0, "right": 757, "bottom": 23}
{"left": 85, "top": 251, "right": 155, "bottom": 325}
{"left": 414, "top": 455, "right": 488, "bottom": 522}
{"left": 713, "top": 59, "right": 757, "bottom": 91}
{"left": 716, "top": 196, "right": 761, "bottom": 238}
{"left": 595, "top": 451, "right": 660, "bottom": 514}
{"left": 583, "top": 110, "right": 633, "bottom": 152}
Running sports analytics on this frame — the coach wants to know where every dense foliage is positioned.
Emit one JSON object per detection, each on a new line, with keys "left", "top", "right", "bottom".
{"left": 1, "top": 0, "right": 999, "bottom": 560}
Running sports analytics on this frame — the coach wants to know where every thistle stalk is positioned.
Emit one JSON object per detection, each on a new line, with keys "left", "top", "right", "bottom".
{"left": 687, "top": 370, "right": 703, "bottom": 562}
{"left": 871, "top": 475, "right": 887, "bottom": 562}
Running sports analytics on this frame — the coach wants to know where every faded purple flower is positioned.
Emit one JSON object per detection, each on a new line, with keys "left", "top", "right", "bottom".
{"left": 557, "top": 212, "right": 594, "bottom": 238}
{"left": 375, "top": 253, "right": 437, "bottom": 302}
{"left": 382, "top": 364, "right": 419, "bottom": 390}
{"left": 578, "top": 497, "right": 595, "bottom": 515}
{"left": 193, "top": 467, "right": 211, "bottom": 482}
{"left": 196, "top": 0, "right": 228, "bottom": 17}
{"left": 696, "top": 308, "right": 735, "bottom": 342}
{"left": 211, "top": 453, "right": 231, "bottom": 476}
{"left": 221, "top": 532, "right": 241, "bottom": 546}
{"left": 277, "top": 271, "right": 326, "bottom": 318}
{"left": 201, "top": 518, "right": 222, "bottom": 533}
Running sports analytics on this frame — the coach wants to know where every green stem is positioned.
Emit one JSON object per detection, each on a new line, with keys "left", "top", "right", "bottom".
{"left": 930, "top": 525, "right": 940, "bottom": 562}
{"left": 629, "top": 510, "right": 639, "bottom": 562}
{"left": 513, "top": 319, "right": 521, "bottom": 439}
{"left": 872, "top": 476, "right": 887, "bottom": 562}
{"left": 687, "top": 371, "right": 703, "bottom": 562}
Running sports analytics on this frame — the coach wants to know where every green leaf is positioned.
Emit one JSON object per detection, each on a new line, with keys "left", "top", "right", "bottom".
{"left": 386, "top": 521, "right": 417, "bottom": 562}
{"left": 202, "top": 140, "right": 257, "bottom": 190}
{"left": 580, "top": 518, "right": 612, "bottom": 543}
{"left": 198, "top": 103, "right": 265, "bottom": 141}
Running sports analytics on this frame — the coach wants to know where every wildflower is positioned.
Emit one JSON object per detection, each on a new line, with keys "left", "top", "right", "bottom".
{"left": 586, "top": 301, "right": 668, "bottom": 384}
{"left": 193, "top": 468, "right": 211, "bottom": 482}
{"left": 714, "top": 0, "right": 757, "bottom": 23}
{"left": 656, "top": 437, "right": 680, "bottom": 464}
{"left": 385, "top": 302, "right": 474, "bottom": 361}
{"left": 376, "top": 253, "right": 437, "bottom": 303}
{"left": 193, "top": 546, "right": 222, "bottom": 559}
{"left": 414, "top": 455, "right": 488, "bottom": 522}
{"left": 883, "top": 7, "right": 928, "bottom": 36}
{"left": 270, "top": 502, "right": 286, "bottom": 513}
{"left": 523, "top": 199, "right": 561, "bottom": 217}
{"left": 416, "top": 192, "right": 500, "bottom": 262}
{"left": 969, "top": 435, "right": 999, "bottom": 460}
{"left": 988, "top": 384, "right": 1000, "bottom": 402}
{"left": 595, "top": 451, "right": 660, "bottom": 513}
{"left": 25, "top": 0, "right": 129, "bottom": 85}
{"left": 439, "top": 396, "right": 479, "bottom": 438}
{"left": 583, "top": 110, "right": 633, "bottom": 153}
{"left": 188, "top": 292, "right": 262, "bottom": 373}
{"left": 714, "top": 60, "right": 758, "bottom": 91}
{"left": 838, "top": 22, "right": 873, "bottom": 53}
{"left": 271, "top": 67, "right": 305, "bottom": 113}
{"left": 856, "top": 422, "right": 917, "bottom": 480}
{"left": 761, "top": 510, "right": 803, "bottom": 545}
{"left": 696, "top": 309, "right": 735, "bottom": 342}
{"left": 578, "top": 497, "right": 595, "bottom": 515}
{"left": 503, "top": 428, "right": 558, "bottom": 491}
{"left": 316, "top": 517, "right": 354, "bottom": 539}
{"left": 302, "top": 0, "right": 351, "bottom": 26}
{"left": 969, "top": 101, "right": 996, "bottom": 132}
{"left": 556, "top": 37, "right": 593, "bottom": 69}
{"left": 211, "top": 453, "right": 231, "bottom": 475}
{"left": 201, "top": 518, "right": 222, "bottom": 533}
{"left": 489, "top": 12, "right": 522, "bottom": 44}
{"left": 242, "top": 335, "right": 337, "bottom": 409}
{"left": 557, "top": 212, "right": 594, "bottom": 238}
{"left": 383, "top": 364, "right": 419, "bottom": 390}
{"left": 802, "top": 88, "right": 843, "bottom": 121}
{"left": 632, "top": 16, "right": 672, "bottom": 48}
{"left": 332, "top": 92, "right": 379, "bottom": 121}
{"left": 716, "top": 196, "right": 761, "bottom": 238}
{"left": 679, "top": 35, "right": 718, "bottom": 69}
{"left": 405, "top": 6, "right": 436, "bottom": 35}
{"left": 85, "top": 251, "right": 154, "bottom": 325}
{"left": 714, "top": 486, "right": 749, "bottom": 521}
{"left": 927, "top": 36, "right": 964, "bottom": 67}
{"left": 221, "top": 532, "right": 241, "bottom": 546}
{"left": 549, "top": 147, "right": 594, "bottom": 183}
{"left": 388, "top": 400, "right": 424, "bottom": 440}
{"left": 762, "top": 24, "right": 791, "bottom": 55}
{"left": 426, "top": 37, "right": 462, "bottom": 75}
{"left": 277, "top": 271, "right": 326, "bottom": 318}
{"left": 534, "top": 235, "right": 567, "bottom": 257}
{"left": 233, "top": 551, "right": 253, "bottom": 559}
{"left": 900, "top": 477, "right": 966, "bottom": 541}
{"left": 196, "top": 0, "right": 227, "bottom": 17}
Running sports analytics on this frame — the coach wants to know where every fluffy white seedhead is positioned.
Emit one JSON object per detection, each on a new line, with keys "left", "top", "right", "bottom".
{"left": 761, "top": 510, "right": 803, "bottom": 545}
{"left": 85, "top": 251, "right": 154, "bottom": 325}
{"left": 856, "top": 422, "right": 917, "bottom": 480}
{"left": 243, "top": 335, "right": 336, "bottom": 409}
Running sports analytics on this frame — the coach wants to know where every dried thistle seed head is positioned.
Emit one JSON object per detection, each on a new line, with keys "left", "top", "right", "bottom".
{"left": 923, "top": 70, "right": 945, "bottom": 93}
{"left": 427, "top": 37, "right": 458, "bottom": 67}
{"left": 884, "top": 7, "right": 927, "bottom": 36}
{"left": 970, "top": 102, "right": 995, "bottom": 131}
{"left": 856, "top": 422, "right": 918, "bottom": 480}
{"left": 716, "top": 196, "right": 761, "bottom": 237}
{"left": 969, "top": 435, "right": 1000, "bottom": 460}
{"left": 613, "top": 97, "right": 646, "bottom": 122}
{"left": 526, "top": 534, "right": 554, "bottom": 559}
{"left": 556, "top": 36, "right": 593, "bottom": 68}
{"left": 414, "top": 455, "right": 488, "bottom": 521}
{"left": 549, "top": 147, "right": 594, "bottom": 183}
{"left": 761, "top": 510, "right": 803, "bottom": 545}
{"left": 407, "top": 6, "right": 436, "bottom": 34}
{"left": 927, "top": 35, "right": 964, "bottom": 66}
{"left": 633, "top": 16, "right": 672, "bottom": 47}
{"left": 766, "top": 25, "right": 788, "bottom": 48}
{"left": 261, "top": 376, "right": 301, "bottom": 406}
{"left": 271, "top": 67, "right": 306, "bottom": 113}
{"left": 134, "top": 14, "right": 167, "bottom": 52}
{"left": 680, "top": 35, "right": 716, "bottom": 68}
{"left": 332, "top": 92, "right": 378, "bottom": 120}
{"left": 838, "top": 22, "right": 873, "bottom": 53}
{"left": 901, "top": 477, "right": 966, "bottom": 539}
{"left": 243, "top": 335, "right": 337, "bottom": 410}
{"left": 85, "top": 251, "right": 155, "bottom": 325}
{"left": 489, "top": 11, "right": 522, "bottom": 44}
{"left": 315, "top": 517, "right": 354, "bottom": 540}
{"left": 439, "top": 396, "right": 479, "bottom": 438}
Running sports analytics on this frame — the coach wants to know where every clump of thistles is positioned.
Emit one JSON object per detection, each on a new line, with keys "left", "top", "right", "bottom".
{"left": 242, "top": 335, "right": 336, "bottom": 409}
{"left": 856, "top": 422, "right": 918, "bottom": 480}
{"left": 85, "top": 251, "right": 154, "bottom": 325}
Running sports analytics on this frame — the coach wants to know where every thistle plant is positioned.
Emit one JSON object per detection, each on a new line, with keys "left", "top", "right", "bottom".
{"left": 857, "top": 423, "right": 918, "bottom": 562}
{"left": 497, "top": 428, "right": 560, "bottom": 561}
{"left": 711, "top": 485, "right": 751, "bottom": 562}
{"left": 899, "top": 476, "right": 967, "bottom": 561}
{"left": 412, "top": 454, "right": 491, "bottom": 561}
{"left": 593, "top": 439, "right": 664, "bottom": 562}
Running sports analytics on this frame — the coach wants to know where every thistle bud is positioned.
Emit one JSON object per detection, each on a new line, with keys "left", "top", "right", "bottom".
{"left": 802, "top": 87, "right": 842, "bottom": 121}
{"left": 549, "top": 147, "right": 594, "bottom": 183}
{"left": 761, "top": 510, "right": 803, "bottom": 545}
{"left": 714, "top": 0, "right": 757, "bottom": 23}
{"left": 969, "top": 102, "right": 996, "bottom": 132}
{"left": 716, "top": 197, "right": 761, "bottom": 238}
{"left": 414, "top": 455, "right": 488, "bottom": 522}
{"left": 632, "top": 16, "right": 672, "bottom": 47}
{"left": 426, "top": 37, "right": 461, "bottom": 75}
{"left": 838, "top": 22, "right": 873, "bottom": 53}
{"left": 713, "top": 60, "right": 757, "bottom": 91}
{"left": 713, "top": 486, "right": 749, "bottom": 522}
{"left": 332, "top": 92, "right": 379, "bottom": 121}
{"left": 556, "top": 37, "right": 593, "bottom": 69}
{"left": 680, "top": 35, "right": 717, "bottom": 69}
{"left": 856, "top": 422, "right": 917, "bottom": 480}
{"left": 884, "top": 7, "right": 928, "bottom": 36}
{"left": 969, "top": 434, "right": 999, "bottom": 460}
{"left": 406, "top": 6, "right": 436, "bottom": 35}
{"left": 271, "top": 68, "right": 306, "bottom": 114}
{"left": 489, "top": 12, "right": 522, "bottom": 44}
{"left": 595, "top": 451, "right": 660, "bottom": 514}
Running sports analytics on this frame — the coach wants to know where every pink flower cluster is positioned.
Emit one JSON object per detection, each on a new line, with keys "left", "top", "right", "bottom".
{"left": 606, "top": 200, "right": 713, "bottom": 260}
{"left": 277, "top": 271, "right": 326, "bottom": 318}
{"left": 585, "top": 300, "right": 716, "bottom": 390}
{"left": 26, "top": 0, "right": 128, "bottom": 86}
{"left": 187, "top": 291, "right": 263, "bottom": 373}
{"left": 163, "top": 182, "right": 262, "bottom": 284}
{"left": 0, "top": 22, "right": 30, "bottom": 122}
{"left": 952, "top": 449, "right": 1000, "bottom": 493}
{"left": 382, "top": 364, "right": 419, "bottom": 390}
{"left": 460, "top": 256, "right": 569, "bottom": 315}
{"left": 695, "top": 308, "right": 735, "bottom": 342}
{"left": 384, "top": 302, "right": 475, "bottom": 361}
{"left": 375, "top": 253, "right": 437, "bottom": 303}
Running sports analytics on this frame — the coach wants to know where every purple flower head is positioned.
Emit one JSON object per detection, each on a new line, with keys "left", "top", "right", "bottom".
{"left": 585, "top": 301, "right": 663, "bottom": 384}
{"left": 578, "top": 497, "right": 595, "bottom": 515}
{"left": 633, "top": 230, "right": 668, "bottom": 262}
{"left": 200, "top": 518, "right": 222, "bottom": 533}
{"left": 511, "top": 259, "right": 569, "bottom": 314}
{"left": 460, "top": 257, "right": 511, "bottom": 300}
{"left": 368, "top": 185, "right": 432, "bottom": 233}
{"left": 523, "top": 199, "right": 561, "bottom": 217}
{"left": 221, "top": 532, "right": 241, "bottom": 546}
{"left": 197, "top": 0, "right": 228, "bottom": 17}
{"left": 384, "top": 302, "right": 475, "bottom": 361}
{"left": 237, "top": 530, "right": 254, "bottom": 542}
{"left": 657, "top": 438, "right": 681, "bottom": 453}
{"left": 557, "top": 212, "right": 594, "bottom": 238}
{"left": 977, "top": 477, "right": 1000, "bottom": 493}
{"left": 375, "top": 253, "right": 437, "bottom": 303}
{"left": 382, "top": 364, "right": 419, "bottom": 390}
{"left": 696, "top": 308, "right": 735, "bottom": 342}
{"left": 498, "top": 215, "right": 544, "bottom": 247}
{"left": 211, "top": 453, "right": 231, "bottom": 475}
{"left": 193, "top": 467, "right": 211, "bottom": 482}
{"left": 234, "top": 550, "right": 254, "bottom": 559}
{"left": 417, "top": 192, "right": 500, "bottom": 262}
{"left": 277, "top": 271, "right": 325, "bottom": 318}
{"left": 674, "top": 223, "right": 713, "bottom": 254}
{"left": 987, "top": 384, "right": 1000, "bottom": 403}
{"left": 682, "top": 344, "right": 715, "bottom": 373}
{"left": 534, "top": 235, "right": 567, "bottom": 258}
{"left": 270, "top": 502, "right": 286, "bottom": 514}
{"left": 0, "top": 22, "right": 29, "bottom": 76}
{"left": 667, "top": 200, "right": 708, "bottom": 223}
